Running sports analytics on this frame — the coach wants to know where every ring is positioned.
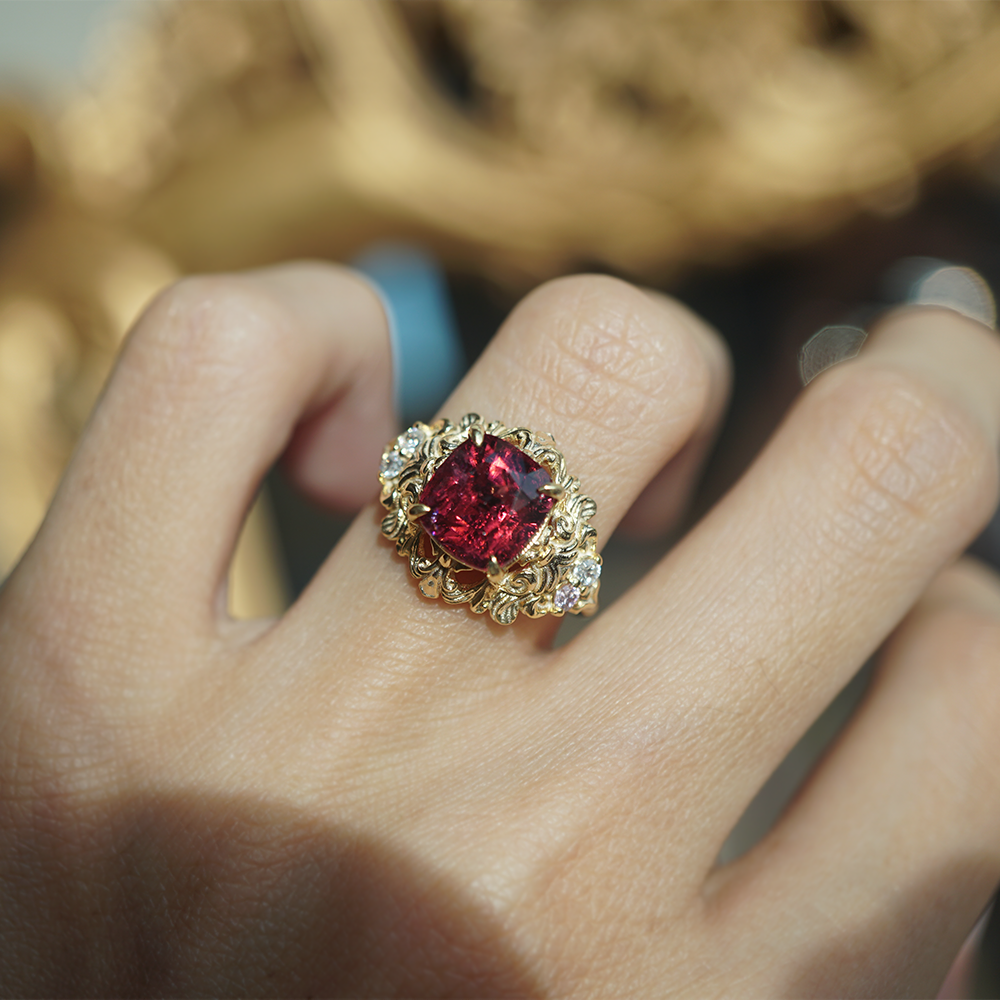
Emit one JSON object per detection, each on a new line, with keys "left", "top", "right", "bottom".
{"left": 379, "top": 414, "right": 602, "bottom": 624}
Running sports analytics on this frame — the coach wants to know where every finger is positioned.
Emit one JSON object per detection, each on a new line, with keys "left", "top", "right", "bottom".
{"left": 709, "top": 558, "right": 1000, "bottom": 996}
{"left": 307, "top": 275, "right": 724, "bottom": 647}
{"left": 618, "top": 291, "right": 731, "bottom": 537}
{"left": 938, "top": 911, "right": 991, "bottom": 1000}
{"left": 22, "top": 262, "right": 393, "bottom": 635}
{"left": 574, "top": 306, "right": 1000, "bottom": 854}
{"left": 441, "top": 276, "right": 723, "bottom": 546}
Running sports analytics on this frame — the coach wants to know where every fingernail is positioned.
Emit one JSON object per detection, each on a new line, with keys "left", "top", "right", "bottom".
{"left": 882, "top": 257, "right": 996, "bottom": 329}
{"left": 799, "top": 324, "right": 867, "bottom": 386}
{"left": 799, "top": 259, "right": 997, "bottom": 387}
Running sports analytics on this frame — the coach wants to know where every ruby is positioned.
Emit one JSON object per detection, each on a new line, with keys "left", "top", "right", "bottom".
{"left": 418, "top": 434, "right": 556, "bottom": 571}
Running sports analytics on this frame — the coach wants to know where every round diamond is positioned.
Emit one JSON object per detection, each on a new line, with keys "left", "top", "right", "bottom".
{"left": 554, "top": 583, "right": 581, "bottom": 611}
{"left": 572, "top": 557, "right": 602, "bottom": 588}
{"left": 380, "top": 451, "right": 405, "bottom": 479}
{"left": 398, "top": 425, "right": 425, "bottom": 456}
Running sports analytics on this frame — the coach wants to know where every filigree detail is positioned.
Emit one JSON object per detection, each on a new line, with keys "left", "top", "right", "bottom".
{"left": 380, "top": 414, "right": 601, "bottom": 625}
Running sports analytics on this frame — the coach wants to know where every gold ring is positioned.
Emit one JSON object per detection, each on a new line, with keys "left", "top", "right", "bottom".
{"left": 379, "top": 414, "right": 602, "bottom": 624}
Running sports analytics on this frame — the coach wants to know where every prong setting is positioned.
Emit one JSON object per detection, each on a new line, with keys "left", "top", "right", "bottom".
{"left": 539, "top": 482, "right": 564, "bottom": 499}
{"left": 408, "top": 503, "right": 432, "bottom": 520}
{"left": 470, "top": 426, "right": 485, "bottom": 447}
{"left": 486, "top": 556, "right": 504, "bottom": 584}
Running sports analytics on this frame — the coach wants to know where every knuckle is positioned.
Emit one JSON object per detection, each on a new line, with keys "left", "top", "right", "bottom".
{"left": 821, "top": 367, "right": 998, "bottom": 544}
{"left": 516, "top": 275, "right": 713, "bottom": 436}
{"left": 126, "top": 275, "right": 294, "bottom": 396}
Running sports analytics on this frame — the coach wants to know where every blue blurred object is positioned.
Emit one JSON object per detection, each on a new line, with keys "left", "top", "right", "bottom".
{"left": 353, "top": 243, "right": 464, "bottom": 427}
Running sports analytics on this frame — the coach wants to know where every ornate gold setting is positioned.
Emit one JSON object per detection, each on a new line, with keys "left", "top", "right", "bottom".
{"left": 379, "top": 414, "right": 601, "bottom": 625}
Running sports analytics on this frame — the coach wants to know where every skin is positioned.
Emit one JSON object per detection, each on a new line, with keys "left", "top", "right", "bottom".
{"left": 1, "top": 263, "right": 999, "bottom": 998}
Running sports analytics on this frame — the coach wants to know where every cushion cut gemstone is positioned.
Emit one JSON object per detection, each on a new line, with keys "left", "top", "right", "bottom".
{"left": 418, "top": 433, "right": 556, "bottom": 571}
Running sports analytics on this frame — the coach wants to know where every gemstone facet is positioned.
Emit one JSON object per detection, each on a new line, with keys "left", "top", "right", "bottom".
{"left": 418, "top": 433, "right": 556, "bottom": 571}
{"left": 572, "top": 557, "right": 602, "bottom": 588}
{"left": 399, "top": 425, "right": 425, "bottom": 456}
{"left": 380, "top": 451, "right": 405, "bottom": 479}
{"left": 554, "top": 583, "right": 581, "bottom": 611}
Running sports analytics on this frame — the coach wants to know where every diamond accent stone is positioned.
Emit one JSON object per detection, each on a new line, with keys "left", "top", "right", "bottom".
{"left": 398, "top": 425, "right": 425, "bottom": 456}
{"left": 418, "top": 433, "right": 555, "bottom": 571}
{"left": 380, "top": 451, "right": 405, "bottom": 479}
{"left": 554, "top": 583, "right": 581, "bottom": 611}
{"left": 572, "top": 557, "right": 602, "bottom": 588}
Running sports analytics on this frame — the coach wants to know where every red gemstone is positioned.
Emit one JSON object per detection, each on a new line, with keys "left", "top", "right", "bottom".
{"left": 418, "top": 434, "right": 556, "bottom": 571}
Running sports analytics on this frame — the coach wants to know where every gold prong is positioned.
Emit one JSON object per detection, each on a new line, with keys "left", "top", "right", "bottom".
{"left": 539, "top": 482, "right": 564, "bottom": 499}
{"left": 408, "top": 503, "right": 432, "bottom": 520}
{"left": 486, "top": 556, "right": 504, "bottom": 585}
{"left": 470, "top": 426, "right": 485, "bottom": 447}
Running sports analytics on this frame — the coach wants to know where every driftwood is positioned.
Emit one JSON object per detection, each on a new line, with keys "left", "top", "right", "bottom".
{"left": 3, "top": 0, "right": 1000, "bottom": 600}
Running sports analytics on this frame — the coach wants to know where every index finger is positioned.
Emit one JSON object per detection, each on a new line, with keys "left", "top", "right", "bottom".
{"left": 17, "top": 263, "right": 394, "bottom": 640}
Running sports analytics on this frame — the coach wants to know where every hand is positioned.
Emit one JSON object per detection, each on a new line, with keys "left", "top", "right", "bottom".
{"left": 2, "top": 263, "right": 999, "bottom": 997}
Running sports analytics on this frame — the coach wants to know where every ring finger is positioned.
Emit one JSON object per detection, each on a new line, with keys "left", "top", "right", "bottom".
{"left": 302, "top": 274, "right": 730, "bottom": 656}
